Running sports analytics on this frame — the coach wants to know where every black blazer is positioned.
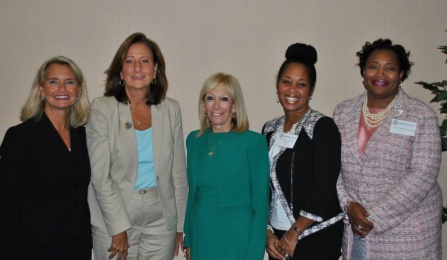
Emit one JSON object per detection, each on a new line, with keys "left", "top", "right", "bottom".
{"left": 0, "top": 113, "right": 91, "bottom": 258}
{"left": 264, "top": 117, "right": 342, "bottom": 224}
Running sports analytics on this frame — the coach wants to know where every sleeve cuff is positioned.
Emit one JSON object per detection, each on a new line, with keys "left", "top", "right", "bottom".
{"left": 299, "top": 210, "right": 323, "bottom": 222}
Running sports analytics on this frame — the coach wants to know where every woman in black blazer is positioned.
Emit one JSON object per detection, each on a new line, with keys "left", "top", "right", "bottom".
{"left": 263, "top": 43, "right": 343, "bottom": 260}
{"left": 0, "top": 56, "right": 92, "bottom": 259}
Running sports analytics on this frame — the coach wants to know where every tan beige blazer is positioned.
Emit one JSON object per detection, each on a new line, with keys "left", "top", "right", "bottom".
{"left": 86, "top": 96, "right": 188, "bottom": 236}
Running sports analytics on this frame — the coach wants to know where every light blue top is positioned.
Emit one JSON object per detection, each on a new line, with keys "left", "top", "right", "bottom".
{"left": 134, "top": 128, "right": 156, "bottom": 189}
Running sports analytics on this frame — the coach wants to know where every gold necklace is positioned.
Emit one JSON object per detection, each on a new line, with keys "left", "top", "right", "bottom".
{"left": 208, "top": 131, "right": 230, "bottom": 157}
{"left": 362, "top": 95, "right": 396, "bottom": 128}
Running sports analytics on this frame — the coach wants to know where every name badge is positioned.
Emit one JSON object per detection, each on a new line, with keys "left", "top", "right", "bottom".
{"left": 274, "top": 133, "right": 298, "bottom": 148}
{"left": 390, "top": 119, "right": 417, "bottom": 136}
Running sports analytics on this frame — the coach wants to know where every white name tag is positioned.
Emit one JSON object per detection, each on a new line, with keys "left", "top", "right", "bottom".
{"left": 274, "top": 133, "right": 298, "bottom": 148}
{"left": 390, "top": 119, "right": 417, "bottom": 136}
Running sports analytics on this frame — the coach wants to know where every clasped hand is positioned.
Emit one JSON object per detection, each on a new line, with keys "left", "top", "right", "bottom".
{"left": 347, "top": 202, "right": 374, "bottom": 238}
{"left": 266, "top": 229, "right": 297, "bottom": 259}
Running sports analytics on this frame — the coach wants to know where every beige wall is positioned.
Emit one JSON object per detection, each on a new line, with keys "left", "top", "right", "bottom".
{"left": 1, "top": 1, "right": 446, "bottom": 259}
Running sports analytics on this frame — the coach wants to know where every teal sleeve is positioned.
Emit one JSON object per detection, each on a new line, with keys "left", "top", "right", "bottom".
{"left": 183, "top": 182, "right": 192, "bottom": 247}
{"left": 244, "top": 134, "right": 270, "bottom": 259}
{"left": 183, "top": 132, "right": 195, "bottom": 248}
{"left": 183, "top": 195, "right": 192, "bottom": 247}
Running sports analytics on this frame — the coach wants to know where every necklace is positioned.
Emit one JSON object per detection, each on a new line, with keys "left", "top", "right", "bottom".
{"left": 362, "top": 95, "right": 396, "bottom": 128}
{"left": 137, "top": 120, "right": 141, "bottom": 126}
{"left": 283, "top": 113, "right": 305, "bottom": 134}
{"left": 208, "top": 131, "right": 230, "bottom": 157}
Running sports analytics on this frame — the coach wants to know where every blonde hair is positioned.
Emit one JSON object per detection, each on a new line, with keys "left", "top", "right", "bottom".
{"left": 20, "top": 56, "right": 90, "bottom": 127}
{"left": 197, "top": 72, "right": 249, "bottom": 136}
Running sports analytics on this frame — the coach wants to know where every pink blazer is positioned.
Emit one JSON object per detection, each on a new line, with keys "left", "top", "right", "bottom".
{"left": 334, "top": 88, "right": 442, "bottom": 259}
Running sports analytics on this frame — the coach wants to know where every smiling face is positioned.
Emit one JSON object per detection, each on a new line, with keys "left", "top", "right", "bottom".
{"left": 277, "top": 62, "right": 312, "bottom": 117}
{"left": 120, "top": 42, "right": 157, "bottom": 91}
{"left": 363, "top": 49, "right": 404, "bottom": 105}
{"left": 38, "top": 63, "right": 79, "bottom": 115}
{"left": 204, "top": 83, "right": 236, "bottom": 132}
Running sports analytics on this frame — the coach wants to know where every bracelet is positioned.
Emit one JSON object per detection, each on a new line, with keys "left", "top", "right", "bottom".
{"left": 291, "top": 224, "right": 302, "bottom": 236}
{"left": 283, "top": 234, "right": 298, "bottom": 246}
{"left": 267, "top": 224, "right": 274, "bottom": 234}
{"left": 344, "top": 199, "right": 355, "bottom": 213}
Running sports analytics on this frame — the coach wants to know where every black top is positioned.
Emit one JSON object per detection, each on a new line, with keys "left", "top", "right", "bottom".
{"left": 265, "top": 117, "right": 342, "bottom": 220}
{"left": 0, "top": 113, "right": 92, "bottom": 258}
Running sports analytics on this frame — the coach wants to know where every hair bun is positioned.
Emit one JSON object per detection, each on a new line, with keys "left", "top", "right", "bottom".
{"left": 285, "top": 43, "right": 317, "bottom": 65}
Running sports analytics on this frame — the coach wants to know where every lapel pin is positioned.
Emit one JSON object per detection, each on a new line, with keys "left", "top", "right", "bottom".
{"left": 125, "top": 122, "right": 132, "bottom": 129}
{"left": 396, "top": 105, "right": 404, "bottom": 116}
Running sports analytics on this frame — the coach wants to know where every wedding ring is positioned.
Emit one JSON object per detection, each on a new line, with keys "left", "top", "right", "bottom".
{"left": 358, "top": 225, "right": 362, "bottom": 230}
{"left": 285, "top": 253, "right": 289, "bottom": 258}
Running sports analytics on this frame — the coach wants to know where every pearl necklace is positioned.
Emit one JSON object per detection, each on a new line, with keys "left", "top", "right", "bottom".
{"left": 362, "top": 95, "right": 396, "bottom": 128}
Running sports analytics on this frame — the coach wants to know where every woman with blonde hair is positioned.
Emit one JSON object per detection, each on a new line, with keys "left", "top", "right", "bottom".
{"left": 183, "top": 72, "right": 270, "bottom": 259}
{"left": 0, "top": 56, "right": 92, "bottom": 259}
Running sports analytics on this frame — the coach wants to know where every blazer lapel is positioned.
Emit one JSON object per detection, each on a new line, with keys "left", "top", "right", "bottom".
{"left": 364, "top": 88, "right": 406, "bottom": 156}
{"left": 36, "top": 113, "right": 71, "bottom": 155}
{"left": 189, "top": 131, "right": 210, "bottom": 206}
{"left": 345, "top": 95, "right": 363, "bottom": 165}
{"left": 119, "top": 102, "right": 137, "bottom": 159}
{"left": 152, "top": 102, "right": 163, "bottom": 175}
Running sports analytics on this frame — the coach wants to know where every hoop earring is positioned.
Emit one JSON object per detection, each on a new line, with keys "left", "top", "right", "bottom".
{"left": 120, "top": 80, "right": 125, "bottom": 87}
{"left": 399, "top": 81, "right": 403, "bottom": 87}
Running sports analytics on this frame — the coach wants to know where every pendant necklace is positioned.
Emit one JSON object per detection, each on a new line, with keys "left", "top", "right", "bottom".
{"left": 208, "top": 130, "right": 230, "bottom": 157}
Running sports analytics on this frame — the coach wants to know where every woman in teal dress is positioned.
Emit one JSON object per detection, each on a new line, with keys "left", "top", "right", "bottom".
{"left": 183, "top": 73, "right": 270, "bottom": 259}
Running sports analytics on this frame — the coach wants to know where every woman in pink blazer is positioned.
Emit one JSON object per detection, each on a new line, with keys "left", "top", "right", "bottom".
{"left": 334, "top": 39, "right": 442, "bottom": 259}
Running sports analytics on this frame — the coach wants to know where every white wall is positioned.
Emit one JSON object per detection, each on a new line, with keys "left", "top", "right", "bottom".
{"left": 1, "top": 1, "right": 446, "bottom": 259}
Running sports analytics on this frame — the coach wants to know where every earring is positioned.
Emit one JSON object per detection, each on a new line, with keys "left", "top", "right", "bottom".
{"left": 120, "top": 80, "right": 125, "bottom": 87}
{"left": 232, "top": 113, "right": 236, "bottom": 119}
{"left": 276, "top": 96, "right": 279, "bottom": 103}
{"left": 308, "top": 97, "right": 312, "bottom": 100}
{"left": 41, "top": 96, "right": 45, "bottom": 101}
{"left": 151, "top": 78, "right": 157, "bottom": 85}
{"left": 399, "top": 81, "right": 402, "bottom": 87}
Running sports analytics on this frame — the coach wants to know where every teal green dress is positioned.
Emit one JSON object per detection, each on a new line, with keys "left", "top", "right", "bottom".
{"left": 184, "top": 129, "right": 270, "bottom": 260}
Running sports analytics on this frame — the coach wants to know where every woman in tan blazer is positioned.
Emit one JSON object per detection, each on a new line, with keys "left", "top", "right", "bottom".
{"left": 87, "top": 33, "right": 188, "bottom": 260}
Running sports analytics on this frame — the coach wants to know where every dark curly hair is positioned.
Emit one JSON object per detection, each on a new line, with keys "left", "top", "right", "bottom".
{"left": 357, "top": 38, "right": 413, "bottom": 82}
{"left": 277, "top": 43, "right": 318, "bottom": 93}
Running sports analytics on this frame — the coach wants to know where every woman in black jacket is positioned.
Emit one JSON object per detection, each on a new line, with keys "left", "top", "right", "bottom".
{"left": 0, "top": 56, "right": 92, "bottom": 259}
{"left": 263, "top": 43, "right": 343, "bottom": 260}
